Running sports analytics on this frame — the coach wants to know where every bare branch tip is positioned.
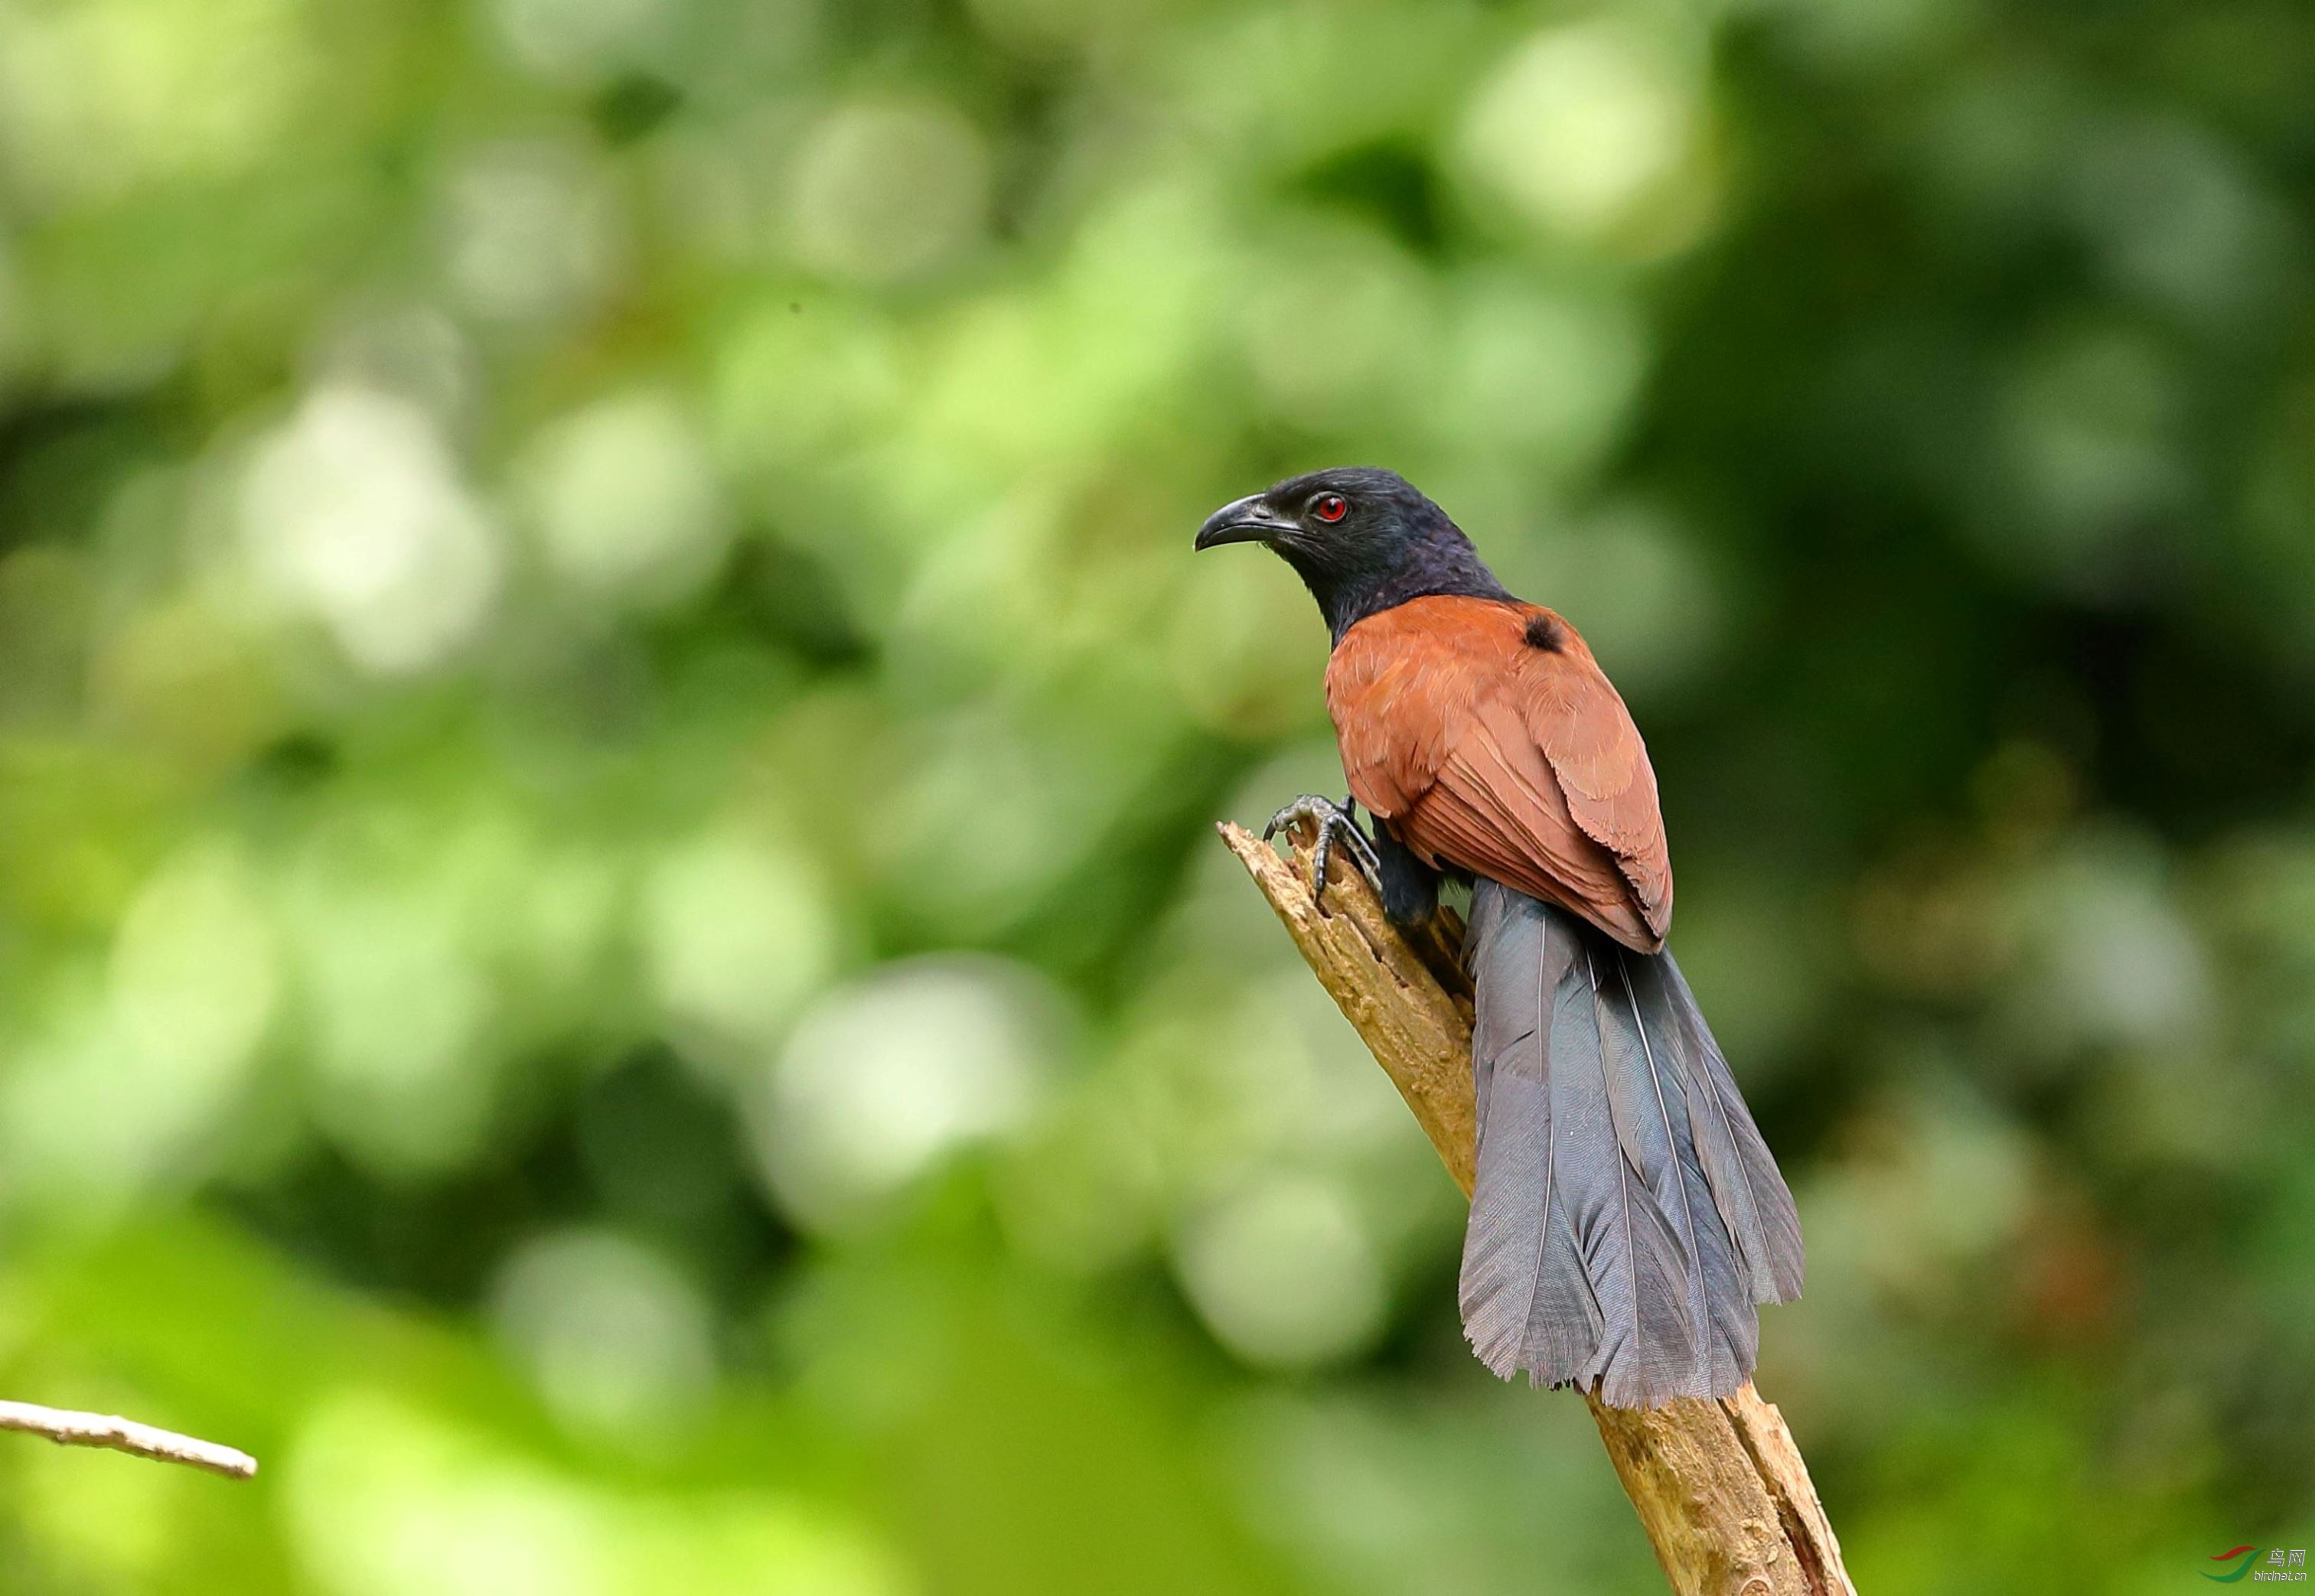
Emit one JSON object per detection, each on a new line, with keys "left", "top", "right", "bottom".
{"left": 0, "top": 1400, "right": 259, "bottom": 1481}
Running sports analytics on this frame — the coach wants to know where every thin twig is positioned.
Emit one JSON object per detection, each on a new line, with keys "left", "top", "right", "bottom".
{"left": 0, "top": 1399, "right": 258, "bottom": 1480}
{"left": 1219, "top": 818, "right": 1852, "bottom": 1596}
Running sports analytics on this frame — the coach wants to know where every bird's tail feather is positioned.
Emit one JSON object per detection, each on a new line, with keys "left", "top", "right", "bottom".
{"left": 1457, "top": 881, "right": 1804, "bottom": 1407}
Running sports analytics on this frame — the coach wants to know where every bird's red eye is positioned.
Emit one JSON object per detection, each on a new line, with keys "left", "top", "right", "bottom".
{"left": 1315, "top": 494, "right": 1348, "bottom": 523}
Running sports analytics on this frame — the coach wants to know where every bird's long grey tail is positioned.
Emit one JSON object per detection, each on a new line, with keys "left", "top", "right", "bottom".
{"left": 1457, "top": 880, "right": 1804, "bottom": 1408}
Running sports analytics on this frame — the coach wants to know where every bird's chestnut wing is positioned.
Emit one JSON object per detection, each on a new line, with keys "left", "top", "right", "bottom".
{"left": 1325, "top": 595, "right": 1671, "bottom": 951}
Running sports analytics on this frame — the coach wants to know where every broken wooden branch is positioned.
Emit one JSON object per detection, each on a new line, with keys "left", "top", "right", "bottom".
{"left": 1219, "top": 817, "right": 1851, "bottom": 1596}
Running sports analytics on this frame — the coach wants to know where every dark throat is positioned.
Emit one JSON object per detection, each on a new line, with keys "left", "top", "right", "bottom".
{"left": 1291, "top": 537, "right": 1512, "bottom": 644}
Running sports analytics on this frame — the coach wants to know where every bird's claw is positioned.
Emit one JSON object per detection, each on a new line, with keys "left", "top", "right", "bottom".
{"left": 1263, "top": 794, "right": 1381, "bottom": 910}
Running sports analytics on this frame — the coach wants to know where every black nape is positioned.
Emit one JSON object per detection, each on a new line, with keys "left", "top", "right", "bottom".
{"left": 1241, "top": 466, "right": 1515, "bottom": 643}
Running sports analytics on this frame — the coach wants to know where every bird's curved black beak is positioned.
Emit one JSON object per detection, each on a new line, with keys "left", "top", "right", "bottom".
{"left": 1194, "top": 494, "right": 1295, "bottom": 551}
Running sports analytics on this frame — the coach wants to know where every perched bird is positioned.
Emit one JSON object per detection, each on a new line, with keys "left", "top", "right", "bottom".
{"left": 1195, "top": 467, "right": 1802, "bottom": 1408}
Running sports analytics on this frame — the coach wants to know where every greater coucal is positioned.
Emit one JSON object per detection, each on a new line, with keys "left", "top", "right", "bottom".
{"left": 1196, "top": 467, "right": 1802, "bottom": 1407}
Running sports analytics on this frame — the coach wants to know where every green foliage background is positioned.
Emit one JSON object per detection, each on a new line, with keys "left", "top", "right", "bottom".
{"left": 3, "top": 0, "right": 2313, "bottom": 1589}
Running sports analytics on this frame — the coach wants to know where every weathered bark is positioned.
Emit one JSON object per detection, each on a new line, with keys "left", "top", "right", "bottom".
{"left": 1219, "top": 819, "right": 1853, "bottom": 1596}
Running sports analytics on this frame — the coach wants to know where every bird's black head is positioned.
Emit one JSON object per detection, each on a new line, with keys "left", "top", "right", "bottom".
{"left": 1193, "top": 467, "right": 1510, "bottom": 642}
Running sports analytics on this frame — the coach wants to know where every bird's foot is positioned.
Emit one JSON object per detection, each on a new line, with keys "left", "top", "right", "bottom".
{"left": 1263, "top": 794, "right": 1381, "bottom": 909}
